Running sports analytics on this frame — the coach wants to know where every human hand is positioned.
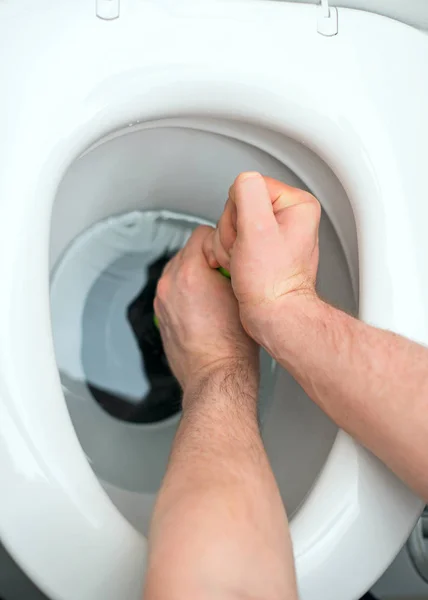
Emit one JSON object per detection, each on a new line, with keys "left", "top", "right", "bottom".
{"left": 203, "top": 172, "right": 321, "bottom": 350}
{"left": 154, "top": 226, "right": 259, "bottom": 403}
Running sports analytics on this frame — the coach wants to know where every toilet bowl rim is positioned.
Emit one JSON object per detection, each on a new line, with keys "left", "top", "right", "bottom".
{"left": 1, "top": 20, "right": 427, "bottom": 596}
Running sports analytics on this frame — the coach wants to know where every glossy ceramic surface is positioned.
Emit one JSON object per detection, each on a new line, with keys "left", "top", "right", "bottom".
{"left": 0, "top": 2, "right": 427, "bottom": 600}
{"left": 48, "top": 128, "right": 355, "bottom": 537}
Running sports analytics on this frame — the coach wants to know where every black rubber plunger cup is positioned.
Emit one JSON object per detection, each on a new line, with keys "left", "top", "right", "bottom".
{"left": 89, "top": 252, "right": 182, "bottom": 424}
{"left": 126, "top": 253, "right": 182, "bottom": 422}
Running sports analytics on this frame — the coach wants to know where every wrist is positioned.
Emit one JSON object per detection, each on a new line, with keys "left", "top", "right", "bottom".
{"left": 182, "top": 357, "right": 259, "bottom": 415}
{"left": 251, "top": 292, "right": 327, "bottom": 364}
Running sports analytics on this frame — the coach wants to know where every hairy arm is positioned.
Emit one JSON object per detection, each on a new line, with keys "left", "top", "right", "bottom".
{"left": 144, "top": 362, "right": 296, "bottom": 600}
{"left": 145, "top": 226, "right": 297, "bottom": 600}
{"left": 264, "top": 295, "right": 428, "bottom": 501}
{"left": 204, "top": 171, "right": 428, "bottom": 502}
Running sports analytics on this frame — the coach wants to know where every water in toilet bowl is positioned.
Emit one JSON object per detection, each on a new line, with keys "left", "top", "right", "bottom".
{"left": 50, "top": 209, "right": 276, "bottom": 531}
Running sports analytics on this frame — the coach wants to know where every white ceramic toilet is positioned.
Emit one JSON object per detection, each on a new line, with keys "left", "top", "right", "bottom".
{"left": 2, "top": 1, "right": 428, "bottom": 599}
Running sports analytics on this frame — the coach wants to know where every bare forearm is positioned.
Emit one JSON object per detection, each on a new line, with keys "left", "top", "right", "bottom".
{"left": 267, "top": 296, "right": 428, "bottom": 500}
{"left": 144, "top": 362, "right": 297, "bottom": 600}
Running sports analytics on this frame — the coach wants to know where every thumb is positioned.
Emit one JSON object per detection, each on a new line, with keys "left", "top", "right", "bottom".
{"left": 233, "top": 172, "right": 277, "bottom": 243}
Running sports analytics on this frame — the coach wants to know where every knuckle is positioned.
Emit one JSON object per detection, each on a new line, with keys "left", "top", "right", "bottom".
{"left": 190, "top": 226, "right": 202, "bottom": 240}
{"left": 156, "top": 275, "right": 169, "bottom": 300}
{"left": 191, "top": 225, "right": 212, "bottom": 243}
{"left": 310, "top": 198, "right": 322, "bottom": 224}
{"left": 301, "top": 190, "right": 321, "bottom": 212}
{"left": 178, "top": 261, "right": 197, "bottom": 287}
{"left": 297, "top": 191, "right": 321, "bottom": 225}
{"left": 199, "top": 224, "right": 214, "bottom": 235}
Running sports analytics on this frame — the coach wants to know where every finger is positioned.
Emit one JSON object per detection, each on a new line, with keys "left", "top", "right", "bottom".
{"left": 202, "top": 230, "right": 219, "bottom": 268}
{"left": 263, "top": 176, "right": 321, "bottom": 225}
{"left": 180, "top": 225, "right": 214, "bottom": 265}
{"left": 232, "top": 172, "right": 277, "bottom": 242}
{"left": 212, "top": 227, "right": 232, "bottom": 271}
{"left": 211, "top": 195, "right": 238, "bottom": 270}
{"left": 218, "top": 195, "right": 237, "bottom": 255}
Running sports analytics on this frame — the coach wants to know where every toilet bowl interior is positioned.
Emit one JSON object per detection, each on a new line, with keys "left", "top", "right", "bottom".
{"left": 49, "top": 122, "right": 357, "bottom": 536}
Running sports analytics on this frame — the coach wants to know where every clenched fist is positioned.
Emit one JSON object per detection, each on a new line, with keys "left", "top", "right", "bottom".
{"left": 203, "top": 172, "right": 321, "bottom": 351}
{"left": 154, "top": 226, "right": 259, "bottom": 404}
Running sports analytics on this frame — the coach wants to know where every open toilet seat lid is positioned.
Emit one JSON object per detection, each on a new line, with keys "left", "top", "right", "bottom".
{"left": 1, "top": 2, "right": 428, "bottom": 599}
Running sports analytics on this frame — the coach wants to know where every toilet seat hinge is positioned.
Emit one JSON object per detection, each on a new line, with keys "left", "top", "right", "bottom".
{"left": 96, "top": 0, "right": 120, "bottom": 20}
{"left": 317, "top": 0, "right": 338, "bottom": 36}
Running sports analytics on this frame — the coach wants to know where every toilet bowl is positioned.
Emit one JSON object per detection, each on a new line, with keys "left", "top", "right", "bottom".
{"left": 1, "top": 1, "right": 428, "bottom": 599}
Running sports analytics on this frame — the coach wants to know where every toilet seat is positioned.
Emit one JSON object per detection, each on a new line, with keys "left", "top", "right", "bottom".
{"left": 1, "top": 1, "right": 428, "bottom": 599}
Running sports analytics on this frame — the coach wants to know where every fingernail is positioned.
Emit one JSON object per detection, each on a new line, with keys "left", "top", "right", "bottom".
{"left": 237, "top": 172, "right": 269, "bottom": 198}
{"left": 238, "top": 171, "right": 263, "bottom": 182}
